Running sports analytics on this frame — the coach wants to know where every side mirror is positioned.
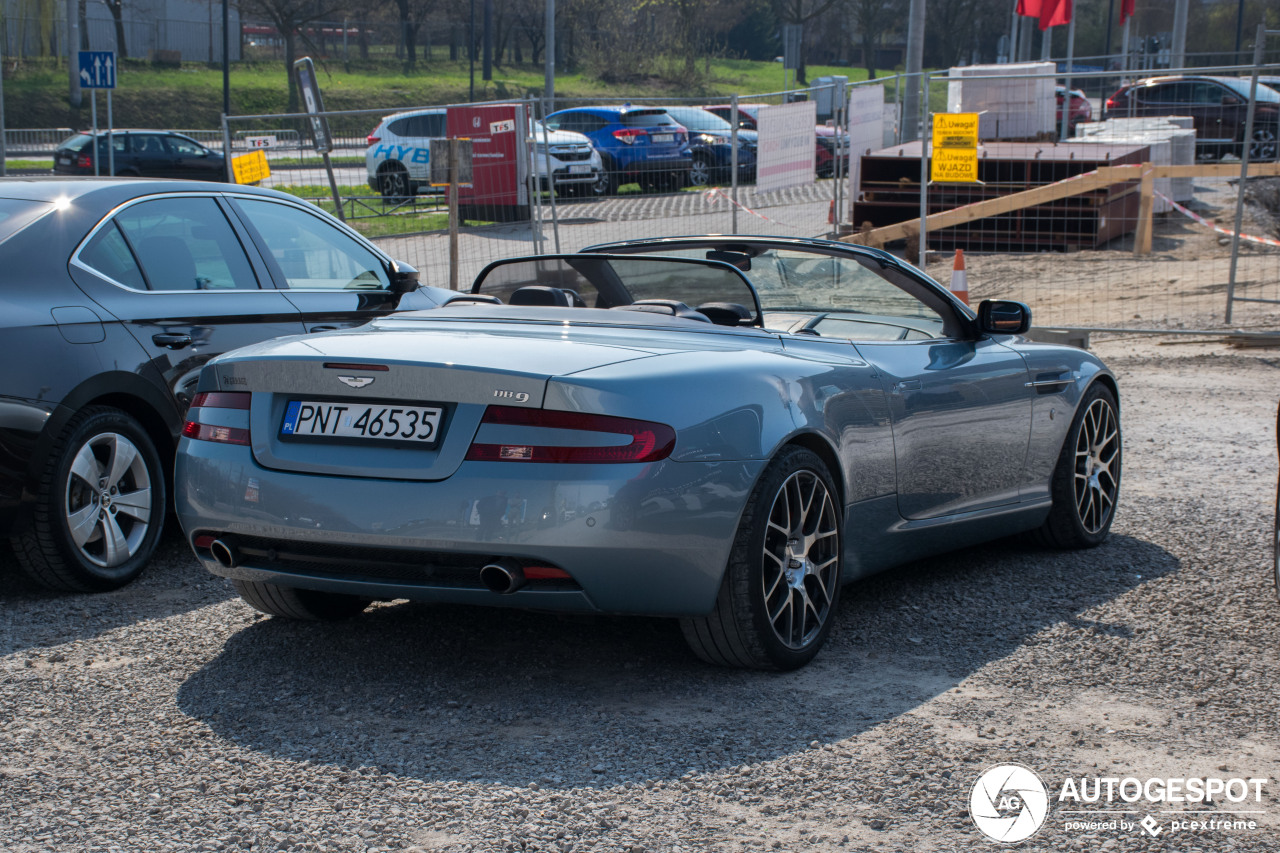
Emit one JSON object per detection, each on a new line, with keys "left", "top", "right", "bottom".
{"left": 389, "top": 260, "right": 420, "bottom": 293}
{"left": 977, "top": 299, "right": 1031, "bottom": 335}
{"left": 1223, "top": 95, "right": 1242, "bottom": 106}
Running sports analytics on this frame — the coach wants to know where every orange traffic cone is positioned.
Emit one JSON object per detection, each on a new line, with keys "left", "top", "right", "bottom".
{"left": 827, "top": 199, "right": 836, "bottom": 225}
{"left": 949, "top": 249, "right": 969, "bottom": 305}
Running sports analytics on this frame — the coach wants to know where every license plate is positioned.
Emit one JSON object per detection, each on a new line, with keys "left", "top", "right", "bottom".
{"left": 281, "top": 401, "right": 444, "bottom": 444}
{"left": 59, "top": 156, "right": 72, "bottom": 164}
{"left": 651, "top": 133, "right": 674, "bottom": 143}
{"left": 569, "top": 164, "right": 591, "bottom": 173}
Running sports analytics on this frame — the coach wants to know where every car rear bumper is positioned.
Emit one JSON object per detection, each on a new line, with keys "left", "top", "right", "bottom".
{"left": 176, "top": 439, "right": 760, "bottom": 616}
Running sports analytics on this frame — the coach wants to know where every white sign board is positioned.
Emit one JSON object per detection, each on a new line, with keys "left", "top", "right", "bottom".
{"left": 755, "top": 102, "right": 817, "bottom": 192}
{"left": 845, "top": 85, "right": 885, "bottom": 206}
{"left": 245, "top": 135, "right": 278, "bottom": 149}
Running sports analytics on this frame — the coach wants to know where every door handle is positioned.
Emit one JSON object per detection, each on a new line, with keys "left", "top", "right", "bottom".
{"left": 892, "top": 379, "right": 921, "bottom": 394}
{"left": 152, "top": 333, "right": 193, "bottom": 349}
{"left": 308, "top": 325, "right": 340, "bottom": 333}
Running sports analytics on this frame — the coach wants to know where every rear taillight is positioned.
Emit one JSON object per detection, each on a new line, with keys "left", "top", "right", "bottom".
{"left": 76, "top": 154, "right": 92, "bottom": 168}
{"left": 612, "top": 128, "right": 646, "bottom": 145}
{"left": 1105, "top": 97, "right": 1117, "bottom": 110}
{"left": 465, "top": 406, "right": 675, "bottom": 464}
{"left": 366, "top": 134, "right": 381, "bottom": 144}
{"left": 183, "top": 391, "right": 251, "bottom": 446}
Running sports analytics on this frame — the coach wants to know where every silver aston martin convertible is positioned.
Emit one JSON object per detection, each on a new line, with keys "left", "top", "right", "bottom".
{"left": 175, "top": 236, "right": 1120, "bottom": 670}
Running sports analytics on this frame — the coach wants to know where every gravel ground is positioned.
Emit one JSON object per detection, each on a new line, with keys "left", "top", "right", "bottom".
{"left": 2, "top": 335, "right": 1279, "bottom": 853}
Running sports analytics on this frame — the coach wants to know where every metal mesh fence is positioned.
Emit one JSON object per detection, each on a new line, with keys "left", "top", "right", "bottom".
{"left": 217, "top": 63, "right": 1280, "bottom": 333}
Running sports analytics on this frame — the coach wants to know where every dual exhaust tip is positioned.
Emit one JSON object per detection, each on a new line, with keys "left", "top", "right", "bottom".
{"left": 209, "top": 538, "right": 528, "bottom": 596}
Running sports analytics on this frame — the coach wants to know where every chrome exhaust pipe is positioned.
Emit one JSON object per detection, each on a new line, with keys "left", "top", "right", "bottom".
{"left": 480, "top": 559, "right": 526, "bottom": 594}
{"left": 209, "top": 538, "right": 240, "bottom": 569}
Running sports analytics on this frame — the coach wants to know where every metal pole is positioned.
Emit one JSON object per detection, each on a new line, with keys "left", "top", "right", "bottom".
{"left": 544, "top": 0, "right": 555, "bottom": 109}
{"left": 0, "top": 37, "right": 7, "bottom": 177}
{"left": 918, "top": 73, "right": 929, "bottom": 268}
{"left": 1060, "top": 17, "right": 1076, "bottom": 141}
{"left": 482, "top": 0, "right": 492, "bottom": 81}
{"left": 902, "top": 0, "right": 925, "bottom": 142}
{"left": 221, "top": 114, "right": 234, "bottom": 182}
{"left": 730, "top": 92, "right": 739, "bottom": 235}
{"left": 68, "top": 0, "right": 80, "bottom": 107}
{"left": 833, "top": 82, "right": 844, "bottom": 230}
{"left": 1236, "top": 0, "right": 1246, "bottom": 61}
{"left": 1226, "top": 24, "right": 1265, "bottom": 324}
{"left": 1171, "top": 0, "right": 1189, "bottom": 70}
{"left": 106, "top": 89, "right": 113, "bottom": 175}
{"left": 222, "top": 0, "right": 230, "bottom": 118}
{"left": 468, "top": 0, "right": 475, "bottom": 101}
{"left": 91, "top": 90, "right": 98, "bottom": 176}
{"left": 1121, "top": 20, "right": 1131, "bottom": 74}
{"left": 539, "top": 98, "right": 560, "bottom": 254}
{"left": 449, "top": 137, "right": 460, "bottom": 290}
{"left": 1009, "top": 0, "right": 1019, "bottom": 63}
{"left": 1104, "top": 0, "right": 1114, "bottom": 59}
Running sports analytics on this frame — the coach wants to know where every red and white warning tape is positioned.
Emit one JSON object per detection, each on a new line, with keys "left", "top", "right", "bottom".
{"left": 703, "top": 186, "right": 803, "bottom": 228}
{"left": 1155, "top": 190, "right": 1280, "bottom": 249}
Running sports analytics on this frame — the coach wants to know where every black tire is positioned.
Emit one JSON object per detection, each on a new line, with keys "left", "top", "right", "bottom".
{"left": 232, "top": 579, "right": 371, "bottom": 621}
{"left": 688, "top": 156, "right": 713, "bottom": 187}
{"left": 591, "top": 170, "right": 617, "bottom": 197}
{"left": 378, "top": 163, "right": 411, "bottom": 200}
{"left": 680, "top": 446, "right": 842, "bottom": 671}
{"left": 10, "top": 407, "right": 166, "bottom": 592}
{"left": 1248, "top": 125, "right": 1279, "bottom": 162}
{"left": 1273, "top": 481, "right": 1280, "bottom": 602}
{"left": 1035, "top": 383, "right": 1121, "bottom": 549}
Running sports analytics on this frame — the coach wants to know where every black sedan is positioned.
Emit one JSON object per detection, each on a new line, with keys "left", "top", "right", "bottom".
{"left": 0, "top": 178, "right": 437, "bottom": 592}
{"left": 54, "top": 130, "right": 228, "bottom": 180}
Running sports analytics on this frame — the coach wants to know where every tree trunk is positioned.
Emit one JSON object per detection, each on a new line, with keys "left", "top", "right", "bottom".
{"left": 104, "top": 0, "right": 129, "bottom": 58}
{"left": 862, "top": 34, "right": 876, "bottom": 80}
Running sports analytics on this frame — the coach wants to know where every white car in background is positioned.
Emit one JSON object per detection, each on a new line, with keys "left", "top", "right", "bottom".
{"left": 530, "top": 121, "right": 603, "bottom": 198}
{"left": 365, "top": 108, "right": 601, "bottom": 200}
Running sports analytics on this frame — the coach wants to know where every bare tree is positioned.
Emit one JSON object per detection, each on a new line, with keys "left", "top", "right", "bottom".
{"left": 239, "top": 0, "right": 347, "bottom": 111}
{"left": 847, "top": 0, "right": 902, "bottom": 79}
{"left": 389, "top": 0, "right": 437, "bottom": 70}
{"left": 100, "top": 0, "right": 129, "bottom": 57}
{"left": 773, "top": 0, "right": 841, "bottom": 83}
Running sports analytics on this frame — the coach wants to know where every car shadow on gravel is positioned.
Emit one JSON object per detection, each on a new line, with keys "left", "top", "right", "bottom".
{"left": 175, "top": 530, "right": 1176, "bottom": 789}
{"left": 0, "top": 526, "right": 235, "bottom": 656}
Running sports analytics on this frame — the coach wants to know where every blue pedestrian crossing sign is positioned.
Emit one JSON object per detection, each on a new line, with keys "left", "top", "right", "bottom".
{"left": 78, "top": 51, "right": 117, "bottom": 89}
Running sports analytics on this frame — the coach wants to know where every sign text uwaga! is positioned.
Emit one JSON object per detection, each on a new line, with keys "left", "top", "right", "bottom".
{"left": 931, "top": 112, "right": 979, "bottom": 184}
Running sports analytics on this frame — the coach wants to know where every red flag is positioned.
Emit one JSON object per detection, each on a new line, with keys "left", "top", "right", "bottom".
{"left": 1016, "top": 0, "right": 1042, "bottom": 16}
{"left": 1039, "top": 0, "right": 1072, "bottom": 30}
{"left": 1119, "top": 0, "right": 1135, "bottom": 25}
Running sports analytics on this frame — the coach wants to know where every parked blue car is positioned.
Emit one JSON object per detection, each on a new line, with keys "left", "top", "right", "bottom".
{"left": 544, "top": 106, "right": 692, "bottom": 196}
{"left": 661, "top": 106, "right": 758, "bottom": 185}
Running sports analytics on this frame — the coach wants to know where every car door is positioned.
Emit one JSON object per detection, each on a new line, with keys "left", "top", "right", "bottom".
{"left": 1188, "top": 80, "right": 1238, "bottom": 146}
{"left": 163, "top": 134, "right": 222, "bottom": 181}
{"left": 773, "top": 255, "right": 1033, "bottom": 520}
{"left": 68, "top": 194, "right": 306, "bottom": 413}
{"left": 130, "top": 133, "right": 181, "bottom": 178}
{"left": 226, "top": 195, "right": 428, "bottom": 333}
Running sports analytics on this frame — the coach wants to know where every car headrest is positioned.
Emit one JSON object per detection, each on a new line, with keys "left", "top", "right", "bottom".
{"left": 509, "top": 286, "right": 585, "bottom": 307}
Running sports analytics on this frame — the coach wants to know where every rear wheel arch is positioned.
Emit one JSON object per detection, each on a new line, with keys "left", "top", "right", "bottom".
{"left": 780, "top": 432, "right": 846, "bottom": 509}
{"left": 31, "top": 375, "right": 180, "bottom": 500}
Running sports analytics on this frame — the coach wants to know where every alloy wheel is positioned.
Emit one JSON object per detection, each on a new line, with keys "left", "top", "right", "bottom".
{"left": 1250, "top": 126, "right": 1278, "bottom": 162}
{"left": 1073, "top": 398, "right": 1120, "bottom": 534}
{"left": 760, "top": 468, "right": 840, "bottom": 650}
{"left": 64, "top": 432, "right": 154, "bottom": 568}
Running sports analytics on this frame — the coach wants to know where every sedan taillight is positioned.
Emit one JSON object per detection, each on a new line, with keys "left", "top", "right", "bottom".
{"left": 183, "top": 391, "right": 252, "bottom": 446}
{"left": 76, "top": 154, "right": 92, "bottom": 168}
{"left": 465, "top": 406, "right": 675, "bottom": 463}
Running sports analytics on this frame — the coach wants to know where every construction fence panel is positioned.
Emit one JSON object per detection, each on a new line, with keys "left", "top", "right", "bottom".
{"left": 845, "top": 63, "right": 1280, "bottom": 334}
{"left": 219, "top": 66, "right": 1280, "bottom": 331}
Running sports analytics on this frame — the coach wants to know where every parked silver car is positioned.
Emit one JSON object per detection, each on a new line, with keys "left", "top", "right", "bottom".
{"left": 175, "top": 236, "right": 1120, "bottom": 670}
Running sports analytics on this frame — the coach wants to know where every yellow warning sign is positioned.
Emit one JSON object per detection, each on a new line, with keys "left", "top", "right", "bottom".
{"left": 931, "top": 112, "right": 979, "bottom": 183}
{"left": 232, "top": 149, "right": 271, "bottom": 185}
{"left": 931, "top": 147, "right": 978, "bottom": 183}
{"left": 933, "top": 113, "right": 979, "bottom": 149}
